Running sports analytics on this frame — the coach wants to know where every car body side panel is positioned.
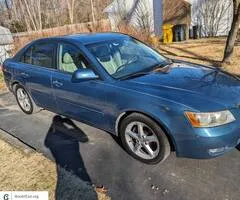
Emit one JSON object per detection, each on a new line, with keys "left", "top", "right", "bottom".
{"left": 51, "top": 70, "right": 112, "bottom": 131}
{"left": 4, "top": 60, "right": 56, "bottom": 110}
{"left": 23, "top": 65, "right": 55, "bottom": 110}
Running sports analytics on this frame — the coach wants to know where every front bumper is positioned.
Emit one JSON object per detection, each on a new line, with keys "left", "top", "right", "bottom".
{"left": 174, "top": 121, "right": 240, "bottom": 159}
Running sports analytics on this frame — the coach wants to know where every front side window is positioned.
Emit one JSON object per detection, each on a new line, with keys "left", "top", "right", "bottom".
{"left": 58, "top": 43, "right": 89, "bottom": 74}
{"left": 86, "top": 38, "right": 168, "bottom": 79}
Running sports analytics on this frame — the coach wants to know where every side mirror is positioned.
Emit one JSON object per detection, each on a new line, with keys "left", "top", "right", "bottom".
{"left": 72, "top": 68, "right": 99, "bottom": 83}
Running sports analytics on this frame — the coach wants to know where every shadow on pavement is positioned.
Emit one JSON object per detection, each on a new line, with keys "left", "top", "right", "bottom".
{"left": 45, "top": 115, "right": 97, "bottom": 200}
{"left": 237, "top": 144, "right": 240, "bottom": 151}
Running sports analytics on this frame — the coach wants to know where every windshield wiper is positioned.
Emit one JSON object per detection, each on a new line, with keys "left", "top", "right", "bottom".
{"left": 152, "top": 61, "right": 172, "bottom": 70}
{"left": 119, "top": 61, "right": 173, "bottom": 80}
{"left": 119, "top": 71, "right": 150, "bottom": 80}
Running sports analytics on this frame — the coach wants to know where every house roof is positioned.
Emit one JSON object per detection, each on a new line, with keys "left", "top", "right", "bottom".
{"left": 0, "top": 26, "right": 13, "bottom": 45}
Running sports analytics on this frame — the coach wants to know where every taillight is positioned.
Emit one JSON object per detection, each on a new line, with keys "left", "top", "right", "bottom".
{"left": 1, "top": 61, "right": 6, "bottom": 72}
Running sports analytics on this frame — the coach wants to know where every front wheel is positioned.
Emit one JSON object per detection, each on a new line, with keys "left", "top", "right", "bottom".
{"left": 120, "top": 113, "right": 170, "bottom": 164}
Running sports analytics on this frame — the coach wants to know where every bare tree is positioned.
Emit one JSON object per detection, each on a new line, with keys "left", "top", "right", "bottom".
{"left": 94, "top": 0, "right": 112, "bottom": 21}
{"left": 0, "top": 0, "right": 110, "bottom": 32}
{"left": 37, "top": 0, "right": 42, "bottom": 30}
{"left": 66, "top": 0, "right": 75, "bottom": 24}
{"left": 16, "top": 0, "right": 31, "bottom": 31}
{"left": 193, "top": 0, "right": 232, "bottom": 37}
{"left": 4, "top": 0, "right": 12, "bottom": 20}
{"left": 6, "top": 0, "right": 64, "bottom": 31}
{"left": 113, "top": 0, "right": 152, "bottom": 32}
{"left": 90, "top": 0, "right": 96, "bottom": 23}
{"left": 134, "top": 1, "right": 152, "bottom": 34}
{"left": 114, "top": 0, "right": 129, "bottom": 27}
{"left": 21, "top": 0, "right": 37, "bottom": 30}
{"left": 223, "top": 0, "right": 240, "bottom": 64}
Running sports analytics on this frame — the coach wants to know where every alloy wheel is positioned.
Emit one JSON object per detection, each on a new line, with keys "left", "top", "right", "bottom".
{"left": 125, "top": 121, "right": 160, "bottom": 160}
{"left": 16, "top": 88, "right": 31, "bottom": 112}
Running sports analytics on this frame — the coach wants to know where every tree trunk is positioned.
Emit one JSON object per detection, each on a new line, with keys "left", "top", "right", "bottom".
{"left": 37, "top": 0, "right": 42, "bottom": 30}
{"left": 18, "top": 0, "right": 31, "bottom": 31}
{"left": 223, "top": 0, "right": 240, "bottom": 64}
{"left": 21, "top": 0, "right": 37, "bottom": 31}
{"left": 90, "top": 0, "right": 96, "bottom": 23}
{"left": 66, "top": 0, "right": 75, "bottom": 24}
{"left": 4, "top": 0, "right": 12, "bottom": 20}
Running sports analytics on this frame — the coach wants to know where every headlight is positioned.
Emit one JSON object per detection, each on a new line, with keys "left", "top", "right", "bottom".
{"left": 185, "top": 110, "right": 235, "bottom": 128}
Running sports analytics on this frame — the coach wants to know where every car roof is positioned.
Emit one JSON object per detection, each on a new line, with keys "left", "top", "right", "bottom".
{"left": 34, "top": 32, "right": 130, "bottom": 45}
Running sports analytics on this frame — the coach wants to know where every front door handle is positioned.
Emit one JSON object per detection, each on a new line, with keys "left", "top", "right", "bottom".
{"left": 53, "top": 80, "right": 63, "bottom": 87}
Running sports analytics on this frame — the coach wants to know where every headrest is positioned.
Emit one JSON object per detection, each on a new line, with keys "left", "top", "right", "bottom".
{"left": 94, "top": 45, "right": 111, "bottom": 62}
{"left": 63, "top": 53, "right": 74, "bottom": 64}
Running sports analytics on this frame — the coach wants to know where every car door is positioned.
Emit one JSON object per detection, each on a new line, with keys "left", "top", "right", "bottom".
{"left": 18, "top": 42, "right": 57, "bottom": 111}
{"left": 52, "top": 42, "right": 109, "bottom": 129}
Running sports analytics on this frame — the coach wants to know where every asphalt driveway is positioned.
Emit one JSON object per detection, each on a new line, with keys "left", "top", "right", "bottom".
{"left": 0, "top": 91, "right": 240, "bottom": 200}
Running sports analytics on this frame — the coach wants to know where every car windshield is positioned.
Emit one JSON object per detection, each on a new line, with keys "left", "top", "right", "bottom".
{"left": 86, "top": 38, "right": 169, "bottom": 79}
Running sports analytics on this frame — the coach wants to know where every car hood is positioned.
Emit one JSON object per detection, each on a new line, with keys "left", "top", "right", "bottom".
{"left": 124, "top": 63, "right": 240, "bottom": 111}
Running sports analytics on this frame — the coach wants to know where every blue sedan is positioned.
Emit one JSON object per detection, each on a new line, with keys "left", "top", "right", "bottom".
{"left": 2, "top": 33, "right": 240, "bottom": 164}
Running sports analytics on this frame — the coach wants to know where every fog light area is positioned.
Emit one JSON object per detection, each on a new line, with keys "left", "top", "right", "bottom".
{"left": 208, "top": 146, "right": 233, "bottom": 156}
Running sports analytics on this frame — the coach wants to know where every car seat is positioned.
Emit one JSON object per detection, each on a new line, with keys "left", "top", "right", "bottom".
{"left": 94, "top": 45, "right": 119, "bottom": 75}
{"left": 61, "top": 53, "right": 78, "bottom": 73}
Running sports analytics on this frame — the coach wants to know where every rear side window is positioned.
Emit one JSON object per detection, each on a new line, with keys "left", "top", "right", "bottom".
{"left": 20, "top": 43, "right": 56, "bottom": 69}
{"left": 21, "top": 47, "right": 32, "bottom": 64}
{"left": 32, "top": 44, "right": 56, "bottom": 68}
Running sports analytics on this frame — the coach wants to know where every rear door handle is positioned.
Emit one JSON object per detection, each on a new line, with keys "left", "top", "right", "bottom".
{"left": 20, "top": 72, "right": 29, "bottom": 78}
{"left": 53, "top": 80, "right": 63, "bottom": 87}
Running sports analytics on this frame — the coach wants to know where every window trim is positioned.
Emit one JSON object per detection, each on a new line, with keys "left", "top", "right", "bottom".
{"left": 21, "top": 45, "right": 33, "bottom": 64}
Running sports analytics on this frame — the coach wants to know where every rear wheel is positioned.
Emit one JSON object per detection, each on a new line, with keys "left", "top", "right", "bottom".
{"left": 15, "top": 85, "right": 39, "bottom": 114}
{"left": 120, "top": 113, "right": 170, "bottom": 164}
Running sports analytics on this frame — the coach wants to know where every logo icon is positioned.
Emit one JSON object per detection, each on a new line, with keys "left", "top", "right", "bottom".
{"left": 3, "top": 194, "right": 9, "bottom": 200}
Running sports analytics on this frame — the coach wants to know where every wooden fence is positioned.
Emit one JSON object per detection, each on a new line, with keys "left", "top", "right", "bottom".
{"left": 12, "top": 20, "right": 112, "bottom": 52}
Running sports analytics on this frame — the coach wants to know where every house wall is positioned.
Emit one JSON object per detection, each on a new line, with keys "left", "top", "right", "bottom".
{"left": 105, "top": 0, "right": 191, "bottom": 36}
{"left": 0, "top": 26, "right": 13, "bottom": 65}
{"left": 105, "top": 0, "right": 155, "bottom": 33}
{"left": 0, "top": 45, "right": 12, "bottom": 65}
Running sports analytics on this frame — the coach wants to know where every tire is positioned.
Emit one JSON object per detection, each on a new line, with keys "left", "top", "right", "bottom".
{"left": 15, "top": 85, "right": 40, "bottom": 114}
{"left": 120, "top": 113, "right": 170, "bottom": 164}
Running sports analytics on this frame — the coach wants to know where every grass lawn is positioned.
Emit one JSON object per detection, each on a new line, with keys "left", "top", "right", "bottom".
{"left": 158, "top": 38, "right": 240, "bottom": 75}
{"left": 0, "top": 138, "right": 110, "bottom": 200}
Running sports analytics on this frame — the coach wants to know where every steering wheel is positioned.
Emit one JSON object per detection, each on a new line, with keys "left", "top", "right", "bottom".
{"left": 115, "top": 55, "right": 139, "bottom": 73}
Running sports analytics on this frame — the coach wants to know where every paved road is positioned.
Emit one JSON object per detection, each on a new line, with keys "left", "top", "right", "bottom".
{"left": 0, "top": 91, "right": 240, "bottom": 200}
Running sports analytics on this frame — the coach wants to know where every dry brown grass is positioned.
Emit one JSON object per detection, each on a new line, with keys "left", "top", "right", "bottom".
{"left": 117, "top": 23, "right": 154, "bottom": 44}
{"left": 158, "top": 38, "right": 240, "bottom": 75}
{"left": 0, "top": 71, "right": 7, "bottom": 91}
{"left": 0, "top": 139, "right": 110, "bottom": 200}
